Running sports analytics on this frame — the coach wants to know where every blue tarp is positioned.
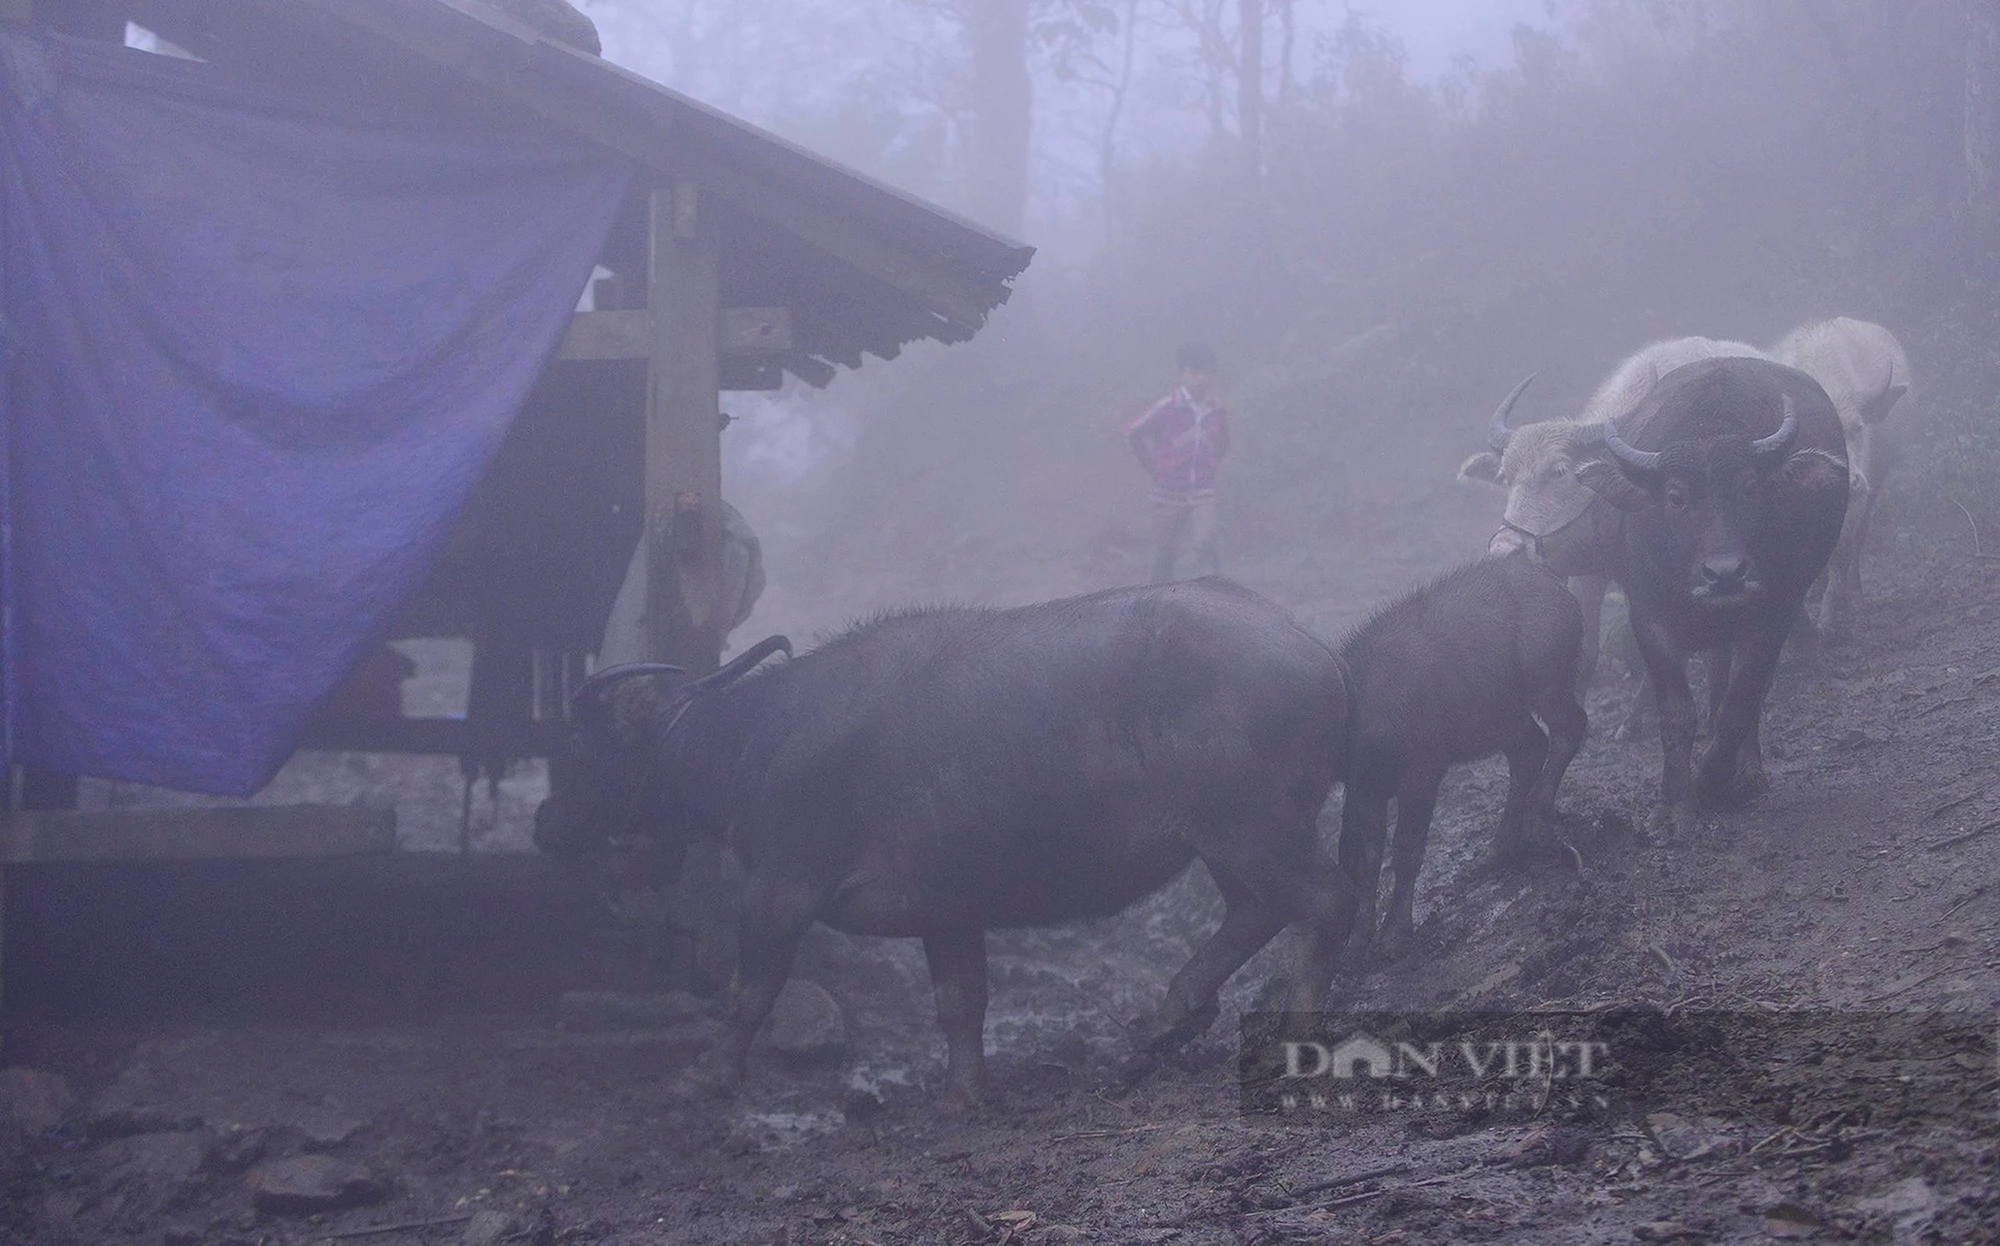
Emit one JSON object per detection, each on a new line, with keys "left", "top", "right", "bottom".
{"left": 0, "top": 30, "right": 633, "bottom": 795}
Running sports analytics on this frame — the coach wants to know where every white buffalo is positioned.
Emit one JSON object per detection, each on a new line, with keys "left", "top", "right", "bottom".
{"left": 1766, "top": 318, "right": 1911, "bottom": 641}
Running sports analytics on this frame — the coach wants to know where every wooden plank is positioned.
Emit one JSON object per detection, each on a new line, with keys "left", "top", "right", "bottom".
{"left": 559, "top": 307, "right": 790, "bottom": 362}
{"left": 684, "top": 148, "right": 998, "bottom": 330}
{"left": 557, "top": 309, "right": 652, "bottom": 361}
{"left": 0, "top": 805, "right": 397, "bottom": 864}
{"left": 721, "top": 306, "right": 792, "bottom": 354}
{"left": 720, "top": 360, "right": 784, "bottom": 392}
{"left": 295, "top": 715, "right": 565, "bottom": 758}
{"left": 644, "top": 181, "right": 726, "bottom": 672}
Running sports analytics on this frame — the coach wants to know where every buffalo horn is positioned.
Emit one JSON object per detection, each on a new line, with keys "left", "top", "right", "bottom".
{"left": 569, "top": 661, "right": 686, "bottom": 720}
{"left": 1488, "top": 372, "right": 1537, "bottom": 451}
{"left": 1600, "top": 417, "right": 1661, "bottom": 475}
{"left": 686, "top": 634, "right": 793, "bottom": 695}
{"left": 1752, "top": 396, "right": 1798, "bottom": 460}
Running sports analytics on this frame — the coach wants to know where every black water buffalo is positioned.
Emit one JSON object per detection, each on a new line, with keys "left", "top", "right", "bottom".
{"left": 1335, "top": 555, "right": 1586, "bottom": 954}
{"left": 1572, "top": 356, "right": 1848, "bottom": 834}
{"left": 533, "top": 579, "right": 1357, "bottom": 1102}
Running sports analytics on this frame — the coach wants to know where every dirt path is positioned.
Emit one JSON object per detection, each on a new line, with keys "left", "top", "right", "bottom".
{"left": 4, "top": 537, "right": 1997, "bottom": 1246}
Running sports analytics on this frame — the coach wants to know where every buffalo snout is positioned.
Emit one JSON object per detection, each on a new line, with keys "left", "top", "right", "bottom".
{"left": 1700, "top": 554, "right": 1748, "bottom": 591}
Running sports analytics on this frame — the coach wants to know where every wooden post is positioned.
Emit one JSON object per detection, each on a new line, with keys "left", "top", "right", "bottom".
{"left": 643, "top": 180, "right": 726, "bottom": 673}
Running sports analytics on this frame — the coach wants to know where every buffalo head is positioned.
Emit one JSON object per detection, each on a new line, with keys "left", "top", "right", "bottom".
{"left": 1576, "top": 398, "right": 1845, "bottom": 609}
{"left": 532, "top": 636, "right": 792, "bottom": 856}
{"left": 1458, "top": 375, "right": 1607, "bottom": 562}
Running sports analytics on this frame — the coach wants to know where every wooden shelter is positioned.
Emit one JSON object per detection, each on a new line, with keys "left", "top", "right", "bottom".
{"left": 0, "top": 3, "right": 1029, "bottom": 859}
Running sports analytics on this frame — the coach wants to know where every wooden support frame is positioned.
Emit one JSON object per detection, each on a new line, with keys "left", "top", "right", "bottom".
{"left": 642, "top": 180, "right": 727, "bottom": 673}
{"left": 0, "top": 803, "right": 396, "bottom": 1030}
{"left": 557, "top": 306, "right": 791, "bottom": 363}
{"left": 0, "top": 805, "right": 397, "bottom": 864}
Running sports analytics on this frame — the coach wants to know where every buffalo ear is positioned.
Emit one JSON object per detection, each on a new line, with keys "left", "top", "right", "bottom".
{"left": 1575, "top": 458, "right": 1649, "bottom": 511}
{"left": 1457, "top": 451, "right": 1504, "bottom": 485}
{"left": 1778, "top": 448, "right": 1850, "bottom": 493}
{"left": 1861, "top": 383, "right": 1907, "bottom": 425}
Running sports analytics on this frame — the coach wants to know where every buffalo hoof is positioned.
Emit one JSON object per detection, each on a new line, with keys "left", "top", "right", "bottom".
{"left": 935, "top": 1081, "right": 986, "bottom": 1115}
{"left": 1697, "top": 752, "right": 1768, "bottom": 809}
{"left": 1107, "top": 1050, "right": 1162, "bottom": 1093}
{"left": 1374, "top": 918, "right": 1416, "bottom": 960}
{"left": 1133, "top": 997, "right": 1220, "bottom": 1054}
{"left": 670, "top": 1054, "right": 741, "bottom": 1100}
{"left": 1647, "top": 803, "right": 1697, "bottom": 840}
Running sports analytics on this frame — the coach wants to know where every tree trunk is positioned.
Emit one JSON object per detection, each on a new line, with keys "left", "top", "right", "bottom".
{"left": 1238, "top": 0, "right": 1263, "bottom": 188}
{"left": 1278, "top": 0, "right": 1294, "bottom": 107}
{"left": 1967, "top": 0, "right": 2000, "bottom": 270}
{"left": 966, "top": 0, "right": 1032, "bottom": 237}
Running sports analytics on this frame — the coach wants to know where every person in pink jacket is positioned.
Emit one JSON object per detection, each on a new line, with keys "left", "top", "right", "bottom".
{"left": 1126, "top": 341, "right": 1230, "bottom": 582}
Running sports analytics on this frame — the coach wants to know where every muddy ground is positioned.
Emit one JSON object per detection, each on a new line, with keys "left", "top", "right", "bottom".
{"left": 3, "top": 511, "right": 1999, "bottom": 1244}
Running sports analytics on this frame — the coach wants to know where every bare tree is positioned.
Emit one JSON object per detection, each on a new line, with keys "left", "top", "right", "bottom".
{"left": 966, "top": 0, "right": 1034, "bottom": 235}
{"left": 1968, "top": 0, "right": 2000, "bottom": 266}
{"left": 1239, "top": 0, "right": 1263, "bottom": 186}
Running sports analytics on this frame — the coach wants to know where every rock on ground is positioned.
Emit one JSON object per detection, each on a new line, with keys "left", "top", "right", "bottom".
{"left": 761, "top": 979, "right": 849, "bottom": 1060}
{"left": 247, "top": 1153, "right": 386, "bottom": 1215}
{"left": 0, "top": 1067, "right": 75, "bottom": 1132}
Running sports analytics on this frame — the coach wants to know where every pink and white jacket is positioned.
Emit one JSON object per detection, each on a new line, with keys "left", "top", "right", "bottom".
{"left": 1126, "top": 387, "right": 1229, "bottom": 501}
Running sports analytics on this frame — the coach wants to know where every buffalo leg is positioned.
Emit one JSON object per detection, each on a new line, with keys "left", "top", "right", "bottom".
{"left": 1570, "top": 575, "right": 1610, "bottom": 701}
{"left": 1817, "top": 495, "right": 1868, "bottom": 642}
{"left": 682, "top": 875, "right": 816, "bottom": 1095}
{"left": 1698, "top": 610, "right": 1791, "bottom": 808}
{"left": 1336, "top": 782, "right": 1394, "bottom": 958}
{"left": 1526, "top": 691, "right": 1587, "bottom": 851}
{"left": 1380, "top": 765, "right": 1447, "bottom": 950}
{"left": 1632, "top": 613, "right": 1698, "bottom": 836}
{"left": 1494, "top": 721, "right": 1547, "bottom": 862}
{"left": 923, "top": 930, "right": 990, "bottom": 1102}
{"left": 1135, "top": 866, "right": 1283, "bottom": 1050}
{"left": 1699, "top": 646, "right": 1732, "bottom": 736}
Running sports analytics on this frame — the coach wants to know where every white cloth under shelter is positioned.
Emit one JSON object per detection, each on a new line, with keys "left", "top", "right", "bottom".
{"left": 597, "top": 501, "right": 766, "bottom": 665}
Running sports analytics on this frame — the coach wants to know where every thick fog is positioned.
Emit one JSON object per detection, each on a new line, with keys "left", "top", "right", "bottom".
{"left": 563, "top": 0, "right": 1998, "bottom": 654}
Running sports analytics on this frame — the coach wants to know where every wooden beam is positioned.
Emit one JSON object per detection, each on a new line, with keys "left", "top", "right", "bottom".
{"left": 721, "top": 305, "right": 792, "bottom": 354}
{"left": 295, "top": 715, "right": 565, "bottom": 758}
{"left": 558, "top": 306, "right": 790, "bottom": 362}
{"left": 720, "top": 361, "right": 784, "bottom": 392}
{"left": 644, "top": 181, "right": 726, "bottom": 672}
{"left": 683, "top": 148, "right": 999, "bottom": 331}
{"left": 557, "top": 309, "right": 652, "bottom": 362}
{"left": 0, "top": 805, "right": 396, "bottom": 864}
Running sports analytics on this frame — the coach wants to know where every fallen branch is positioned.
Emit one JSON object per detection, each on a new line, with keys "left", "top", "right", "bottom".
{"left": 1952, "top": 496, "right": 1989, "bottom": 559}
{"left": 1924, "top": 818, "right": 2000, "bottom": 853}
{"left": 1936, "top": 885, "right": 1992, "bottom": 926}
{"left": 323, "top": 1214, "right": 473, "bottom": 1241}
{"left": 1860, "top": 966, "right": 1951, "bottom": 1004}
{"left": 1914, "top": 695, "right": 1974, "bottom": 718}
{"left": 1051, "top": 1124, "right": 1166, "bottom": 1142}
{"left": 1925, "top": 789, "right": 1984, "bottom": 820}
{"left": 1279, "top": 1162, "right": 1412, "bottom": 1200}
